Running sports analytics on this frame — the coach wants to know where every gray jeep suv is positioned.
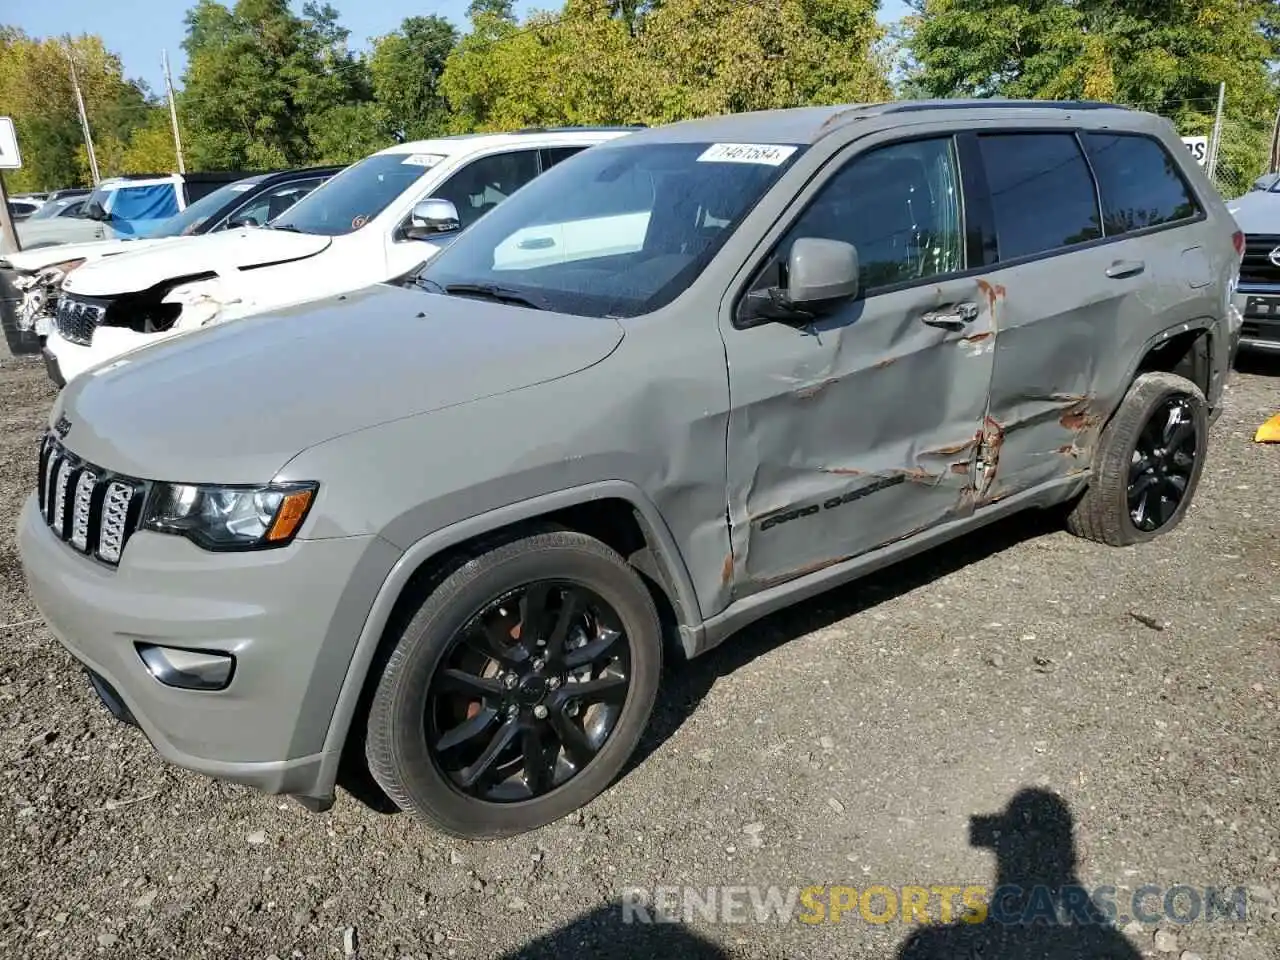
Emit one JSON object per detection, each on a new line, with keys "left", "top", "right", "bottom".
{"left": 19, "top": 101, "right": 1242, "bottom": 838}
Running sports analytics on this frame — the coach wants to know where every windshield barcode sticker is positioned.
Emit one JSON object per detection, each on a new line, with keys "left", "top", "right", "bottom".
{"left": 697, "top": 143, "right": 797, "bottom": 166}
{"left": 401, "top": 153, "right": 445, "bottom": 167}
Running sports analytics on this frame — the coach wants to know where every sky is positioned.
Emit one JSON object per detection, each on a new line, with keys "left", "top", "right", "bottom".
{"left": 4, "top": 0, "right": 914, "bottom": 96}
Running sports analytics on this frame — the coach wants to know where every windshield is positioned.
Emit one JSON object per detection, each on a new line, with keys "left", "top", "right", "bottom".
{"left": 147, "top": 179, "right": 260, "bottom": 238}
{"left": 417, "top": 141, "right": 802, "bottom": 318}
{"left": 269, "top": 152, "right": 444, "bottom": 236}
{"left": 27, "top": 198, "right": 82, "bottom": 221}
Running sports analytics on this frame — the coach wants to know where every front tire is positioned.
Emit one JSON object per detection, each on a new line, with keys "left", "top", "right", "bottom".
{"left": 1066, "top": 371, "right": 1208, "bottom": 546}
{"left": 365, "top": 530, "right": 662, "bottom": 838}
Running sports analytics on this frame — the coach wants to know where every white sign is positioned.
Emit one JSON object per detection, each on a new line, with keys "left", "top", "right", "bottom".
{"left": 697, "top": 143, "right": 797, "bottom": 166}
{"left": 1181, "top": 136, "right": 1208, "bottom": 167}
{"left": 0, "top": 117, "right": 20, "bottom": 170}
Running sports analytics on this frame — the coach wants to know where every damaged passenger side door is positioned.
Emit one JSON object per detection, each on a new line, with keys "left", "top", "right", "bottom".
{"left": 720, "top": 134, "right": 998, "bottom": 596}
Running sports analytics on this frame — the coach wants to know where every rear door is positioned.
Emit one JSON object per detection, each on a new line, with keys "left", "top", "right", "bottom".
{"left": 970, "top": 129, "right": 1215, "bottom": 505}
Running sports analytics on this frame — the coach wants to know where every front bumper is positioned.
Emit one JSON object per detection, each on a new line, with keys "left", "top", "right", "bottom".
{"left": 1234, "top": 288, "right": 1280, "bottom": 354}
{"left": 17, "top": 496, "right": 387, "bottom": 801}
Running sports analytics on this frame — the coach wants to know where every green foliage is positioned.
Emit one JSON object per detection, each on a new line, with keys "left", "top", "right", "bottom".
{"left": 440, "top": 0, "right": 888, "bottom": 133}
{"left": 0, "top": 29, "right": 158, "bottom": 190}
{"left": 369, "top": 16, "right": 458, "bottom": 141}
{"left": 179, "top": 0, "right": 373, "bottom": 169}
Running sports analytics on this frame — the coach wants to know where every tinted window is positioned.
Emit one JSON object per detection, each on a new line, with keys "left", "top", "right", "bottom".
{"left": 979, "top": 134, "right": 1101, "bottom": 260}
{"left": 543, "top": 147, "right": 585, "bottom": 170}
{"left": 773, "top": 137, "right": 963, "bottom": 291}
{"left": 431, "top": 150, "right": 541, "bottom": 231}
{"left": 1082, "top": 133, "right": 1199, "bottom": 235}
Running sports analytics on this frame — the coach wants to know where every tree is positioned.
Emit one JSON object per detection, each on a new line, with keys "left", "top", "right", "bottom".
{"left": 369, "top": 16, "right": 459, "bottom": 141}
{"left": 904, "top": 0, "right": 1280, "bottom": 188}
{"left": 180, "top": 0, "right": 374, "bottom": 169}
{"left": 440, "top": 0, "right": 889, "bottom": 132}
{"left": 0, "top": 29, "right": 157, "bottom": 190}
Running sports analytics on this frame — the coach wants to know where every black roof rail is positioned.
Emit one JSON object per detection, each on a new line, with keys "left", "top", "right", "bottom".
{"left": 879, "top": 99, "right": 1130, "bottom": 115}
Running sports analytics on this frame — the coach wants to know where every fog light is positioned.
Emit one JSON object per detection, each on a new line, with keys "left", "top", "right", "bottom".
{"left": 136, "top": 644, "right": 235, "bottom": 691}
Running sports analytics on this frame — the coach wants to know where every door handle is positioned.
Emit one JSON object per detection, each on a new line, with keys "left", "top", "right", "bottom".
{"left": 1105, "top": 259, "right": 1145, "bottom": 279}
{"left": 518, "top": 236, "right": 555, "bottom": 250}
{"left": 919, "top": 301, "right": 979, "bottom": 331}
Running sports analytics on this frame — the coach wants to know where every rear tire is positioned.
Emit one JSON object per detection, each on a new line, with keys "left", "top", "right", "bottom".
{"left": 1066, "top": 372, "right": 1208, "bottom": 546}
{"left": 365, "top": 530, "right": 662, "bottom": 838}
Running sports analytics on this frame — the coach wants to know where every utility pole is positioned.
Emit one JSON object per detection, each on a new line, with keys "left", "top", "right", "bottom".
{"left": 1269, "top": 102, "right": 1280, "bottom": 175}
{"left": 161, "top": 49, "right": 185, "bottom": 174}
{"left": 65, "top": 40, "right": 101, "bottom": 185}
{"left": 1206, "top": 81, "right": 1226, "bottom": 182}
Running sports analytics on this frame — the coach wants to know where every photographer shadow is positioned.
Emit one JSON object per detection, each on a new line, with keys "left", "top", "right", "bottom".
{"left": 897, "top": 788, "right": 1141, "bottom": 960}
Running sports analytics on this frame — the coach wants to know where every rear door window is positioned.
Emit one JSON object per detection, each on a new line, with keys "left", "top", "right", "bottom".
{"left": 978, "top": 134, "right": 1101, "bottom": 261}
{"left": 1081, "top": 133, "right": 1200, "bottom": 235}
{"left": 431, "top": 150, "right": 542, "bottom": 231}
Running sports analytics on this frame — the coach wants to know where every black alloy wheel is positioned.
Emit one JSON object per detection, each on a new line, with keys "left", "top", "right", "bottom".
{"left": 1127, "top": 394, "right": 1198, "bottom": 532}
{"left": 428, "top": 581, "right": 632, "bottom": 802}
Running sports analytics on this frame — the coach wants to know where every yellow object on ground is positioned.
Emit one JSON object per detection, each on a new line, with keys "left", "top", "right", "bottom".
{"left": 1256, "top": 413, "right": 1280, "bottom": 443}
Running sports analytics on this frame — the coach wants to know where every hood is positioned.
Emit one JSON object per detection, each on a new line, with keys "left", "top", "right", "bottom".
{"left": 1225, "top": 190, "right": 1280, "bottom": 235}
{"left": 62, "top": 228, "right": 332, "bottom": 296}
{"left": 53, "top": 283, "right": 624, "bottom": 483}
{"left": 4, "top": 236, "right": 173, "bottom": 273}
{"left": 14, "top": 216, "right": 104, "bottom": 250}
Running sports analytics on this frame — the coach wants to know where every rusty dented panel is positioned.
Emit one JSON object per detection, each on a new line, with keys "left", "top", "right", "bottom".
{"left": 721, "top": 275, "right": 998, "bottom": 594}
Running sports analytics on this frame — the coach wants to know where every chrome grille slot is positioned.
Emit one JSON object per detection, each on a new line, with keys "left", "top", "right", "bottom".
{"left": 35, "top": 434, "right": 144, "bottom": 566}
{"left": 1240, "top": 234, "right": 1280, "bottom": 286}
{"left": 55, "top": 295, "right": 108, "bottom": 346}
{"left": 70, "top": 470, "right": 98, "bottom": 551}
{"left": 99, "top": 481, "right": 136, "bottom": 564}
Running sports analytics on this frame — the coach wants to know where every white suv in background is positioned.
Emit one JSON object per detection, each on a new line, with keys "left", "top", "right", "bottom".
{"left": 43, "top": 128, "right": 637, "bottom": 385}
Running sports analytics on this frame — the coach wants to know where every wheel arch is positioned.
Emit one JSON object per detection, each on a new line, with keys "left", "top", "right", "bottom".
{"left": 317, "top": 480, "right": 703, "bottom": 802}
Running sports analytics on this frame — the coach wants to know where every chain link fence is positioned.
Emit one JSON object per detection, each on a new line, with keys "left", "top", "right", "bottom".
{"left": 1123, "top": 93, "right": 1278, "bottom": 201}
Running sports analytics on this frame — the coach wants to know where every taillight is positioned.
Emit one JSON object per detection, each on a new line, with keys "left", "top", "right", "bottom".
{"left": 1232, "top": 230, "right": 1245, "bottom": 258}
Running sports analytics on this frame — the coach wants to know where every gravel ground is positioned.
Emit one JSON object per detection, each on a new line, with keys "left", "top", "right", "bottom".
{"left": 1, "top": 352, "right": 1277, "bottom": 960}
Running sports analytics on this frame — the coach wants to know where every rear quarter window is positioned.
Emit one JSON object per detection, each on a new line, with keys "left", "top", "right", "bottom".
{"left": 1081, "top": 132, "right": 1201, "bottom": 235}
{"left": 978, "top": 133, "right": 1102, "bottom": 261}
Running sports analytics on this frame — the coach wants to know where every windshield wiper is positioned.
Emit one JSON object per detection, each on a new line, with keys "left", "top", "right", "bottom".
{"left": 410, "top": 275, "right": 446, "bottom": 294}
{"left": 267, "top": 223, "right": 304, "bottom": 233}
{"left": 444, "top": 282, "right": 546, "bottom": 311}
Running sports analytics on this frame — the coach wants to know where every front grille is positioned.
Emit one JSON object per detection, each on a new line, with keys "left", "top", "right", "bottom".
{"left": 1240, "top": 234, "right": 1280, "bottom": 285}
{"left": 37, "top": 434, "right": 146, "bottom": 566}
{"left": 55, "top": 294, "right": 109, "bottom": 346}
{"left": 1241, "top": 321, "right": 1280, "bottom": 343}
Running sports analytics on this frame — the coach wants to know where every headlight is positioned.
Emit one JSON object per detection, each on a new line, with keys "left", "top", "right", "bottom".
{"left": 14, "top": 259, "right": 86, "bottom": 291}
{"left": 142, "top": 481, "right": 317, "bottom": 551}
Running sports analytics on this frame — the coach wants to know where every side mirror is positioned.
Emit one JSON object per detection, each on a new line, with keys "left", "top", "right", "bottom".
{"left": 404, "top": 199, "right": 460, "bottom": 240}
{"left": 84, "top": 200, "right": 108, "bottom": 222}
{"left": 742, "top": 237, "right": 860, "bottom": 325}
{"left": 786, "top": 237, "right": 860, "bottom": 306}
{"left": 225, "top": 215, "right": 258, "bottom": 229}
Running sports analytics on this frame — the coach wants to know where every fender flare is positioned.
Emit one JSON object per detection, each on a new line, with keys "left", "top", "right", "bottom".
{"left": 313, "top": 479, "right": 705, "bottom": 796}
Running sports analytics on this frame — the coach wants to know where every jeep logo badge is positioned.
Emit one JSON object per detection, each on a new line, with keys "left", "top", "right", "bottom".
{"left": 53, "top": 414, "right": 71, "bottom": 438}
{"left": 1269, "top": 245, "right": 1280, "bottom": 267}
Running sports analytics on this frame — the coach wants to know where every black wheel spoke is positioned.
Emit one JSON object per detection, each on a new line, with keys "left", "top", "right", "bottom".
{"left": 545, "top": 590, "right": 581, "bottom": 661}
{"left": 1129, "top": 452, "right": 1155, "bottom": 481}
{"left": 458, "top": 717, "right": 520, "bottom": 789}
{"left": 549, "top": 710, "right": 598, "bottom": 769}
{"left": 521, "top": 724, "right": 556, "bottom": 795}
{"left": 568, "top": 672, "right": 629, "bottom": 705}
{"left": 462, "top": 621, "right": 525, "bottom": 668}
{"left": 1163, "top": 474, "right": 1187, "bottom": 496}
{"left": 436, "top": 706, "right": 498, "bottom": 753}
{"left": 1155, "top": 491, "right": 1176, "bottom": 526}
{"left": 1166, "top": 419, "right": 1194, "bottom": 454}
{"left": 1129, "top": 473, "right": 1159, "bottom": 501}
{"left": 519, "top": 582, "right": 555, "bottom": 646}
{"left": 564, "top": 628, "right": 623, "bottom": 670}
{"left": 1171, "top": 450, "right": 1195, "bottom": 471}
{"left": 435, "top": 668, "right": 503, "bottom": 700}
